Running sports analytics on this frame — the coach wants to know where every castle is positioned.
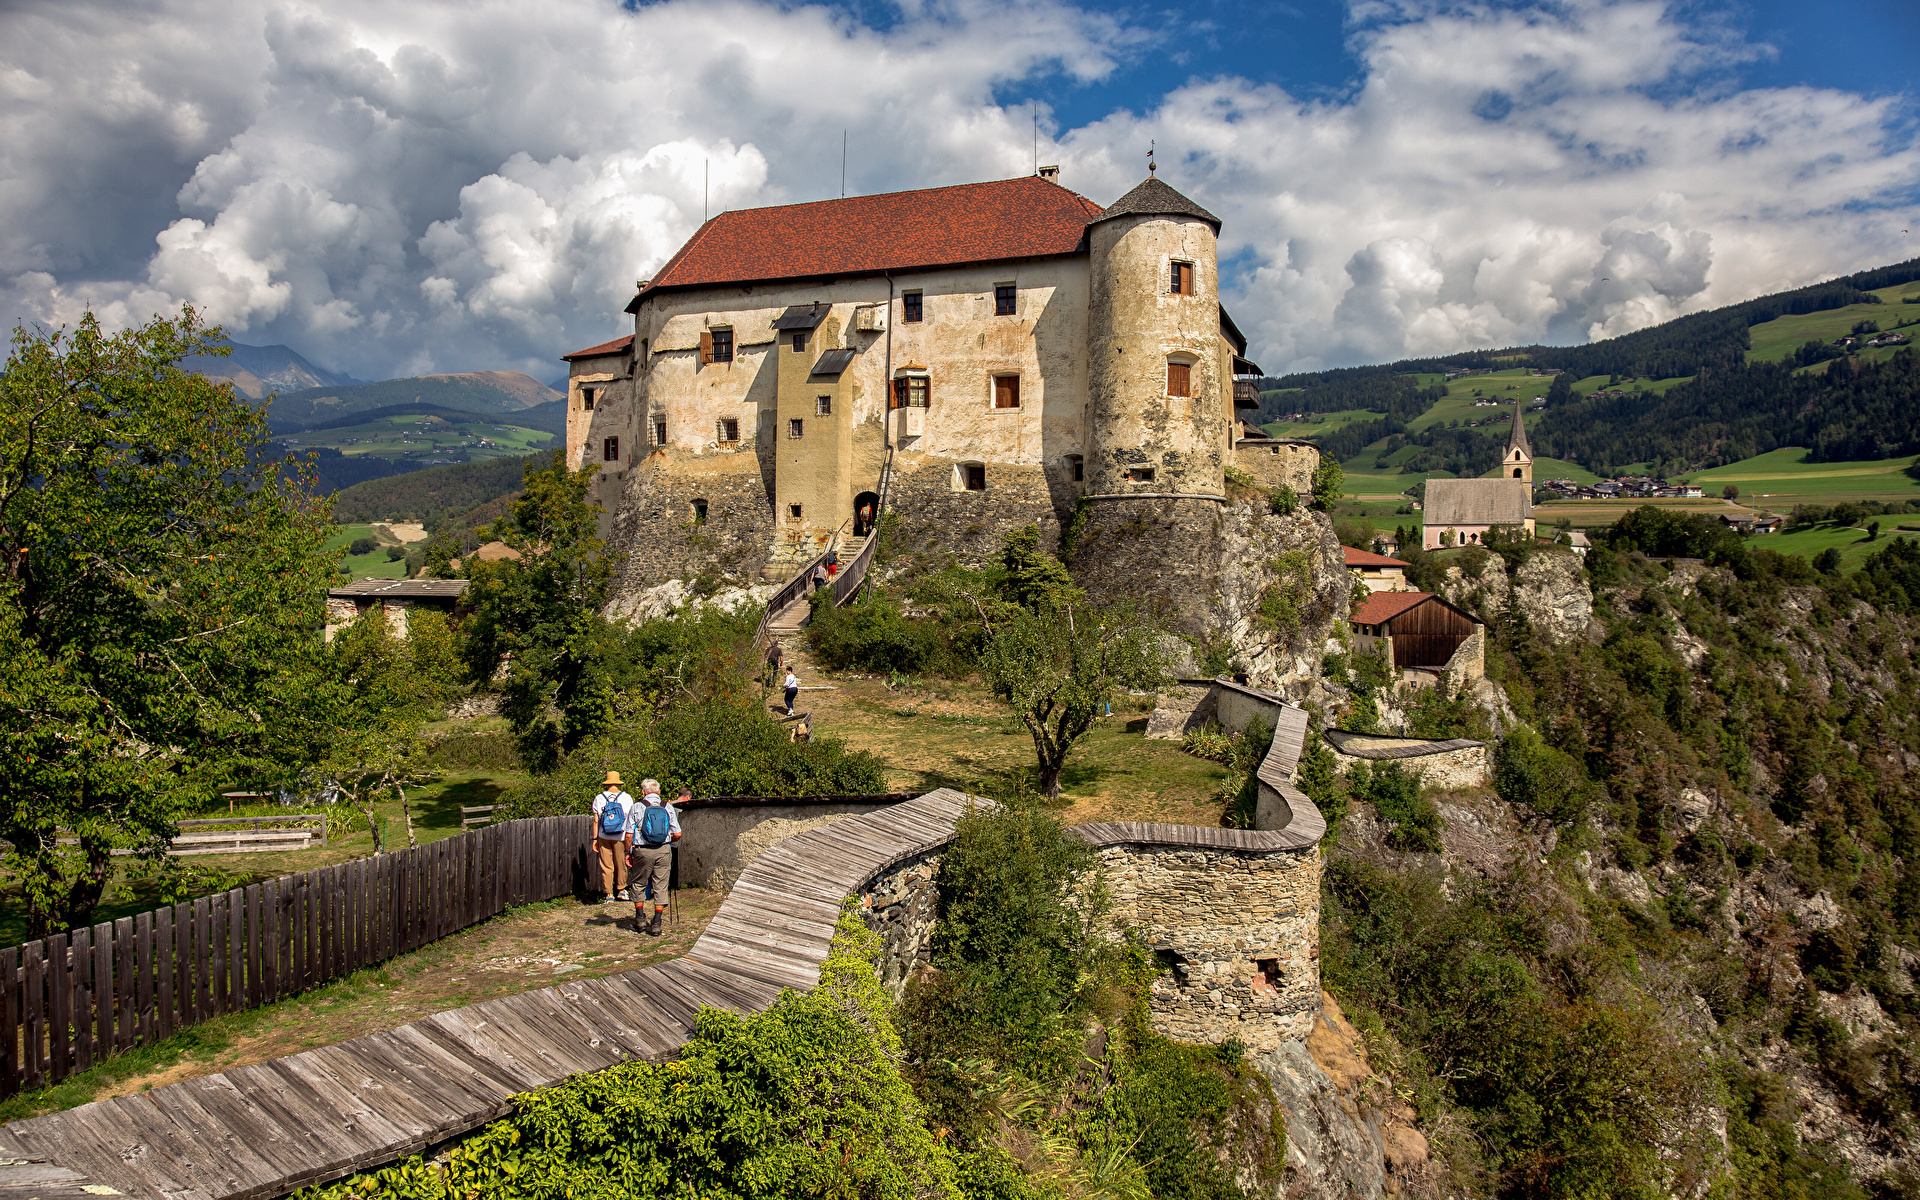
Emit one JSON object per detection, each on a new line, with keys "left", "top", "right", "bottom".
{"left": 561, "top": 170, "right": 1318, "bottom": 596}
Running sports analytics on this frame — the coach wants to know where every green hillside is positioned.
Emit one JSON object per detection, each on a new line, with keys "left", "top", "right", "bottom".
{"left": 332, "top": 454, "right": 546, "bottom": 525}
{"left": 266, "top": 371, "right": 562, "bottom": 432}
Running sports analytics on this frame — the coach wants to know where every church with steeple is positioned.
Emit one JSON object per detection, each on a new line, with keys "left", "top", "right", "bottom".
{"left": 1420, "top": 401, "right": 1536, "bottom": 549}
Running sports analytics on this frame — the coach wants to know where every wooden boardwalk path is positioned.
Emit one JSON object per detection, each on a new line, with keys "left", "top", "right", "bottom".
{"left": 0, "top": 790, "right": 978, "bottom": 1200}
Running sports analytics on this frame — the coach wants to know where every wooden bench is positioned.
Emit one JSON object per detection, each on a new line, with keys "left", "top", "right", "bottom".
{"left": 460, "top": 804, "right": 502, "bottom": 831}
{"left": 42, "top": 815, "right": 330, "bottom": 856}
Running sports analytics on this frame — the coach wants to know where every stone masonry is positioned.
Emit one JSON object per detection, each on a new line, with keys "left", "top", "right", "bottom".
{"left": 1097, "top": 843, "right": 1322, "bottom": 1050}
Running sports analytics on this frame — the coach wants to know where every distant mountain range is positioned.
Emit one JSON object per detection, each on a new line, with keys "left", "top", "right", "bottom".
{"left": 264, "top": 372, "right": 564, "bottom": 433}
{"left": 180, "top": 339, "right": 360, "bottom": 398}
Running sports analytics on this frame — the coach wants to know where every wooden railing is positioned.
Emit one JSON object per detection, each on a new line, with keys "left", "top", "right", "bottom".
{"left": 0, "top": 815, "right": 594, "bottom": 1098}
{"left": 830, "top": 528, "right": 882, "bottom": 607}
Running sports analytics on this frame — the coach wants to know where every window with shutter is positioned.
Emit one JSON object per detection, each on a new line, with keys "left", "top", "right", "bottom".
{"left": 603, "top": 436, "right": 619, "bottom": 462}
{"left": 581, "top": 387, "right": 596, "bottom": 411}
{"left": 789, "top": 418, "right": 804, "bottom": 439}
{"left": 992, "top": 375, "right": 1020, "bottom": 409}
{"left": 1166, "top": 361, "right": 1191, "bottom": 397}
{"left": 816, "top": 395, "right": 832, "bottom": 416}
{"left": 710, "top": 328, "right": 734, "bottom": 362}
{"left": 720, "top": 418, "right": 739, "bottom": 442}
{"left": 1170, "top": 262, "right": 1194, "bottom": 295}
{"left": 699, "top": 331, "right": 714, "bottom": 364}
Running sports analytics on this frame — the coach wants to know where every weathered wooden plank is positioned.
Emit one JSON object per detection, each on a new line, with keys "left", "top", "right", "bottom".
{"left": 565, "top": 979, "right": 685, "bottom": 1061}
{"left": 391, "top": 1020, "right": 542, "bottom": 1099}
{"left": 510, "top": 988, "right": 633, "bottom": 1072}
{"left": 171, "top": 901, "right": 192, "bottom": 1032}
{"left": 344, "top": 859, "right": 362, "bottom": 974}
{"left": 317, "top": 866, "right": 335, "bottom": 988}
{"left": 44, "top": 934, "right": 69, "bottom": 1085}
{"left": 318, "top": 1037, "right": 491, "bottom": 1141}
{"left": 226, "top": 888, "right": 244, "bottom": 1016}
{"left": 658, "top": 959, "right": 787, "bottom": 1015}
{"left": 67, "top": 928, "right": 92, "bottom": 1075}
{"left": 0, "top": 947, "right": 18, "bottom": 1095}
{"left": 208, "top": 893, "right": 228, "bottom": 1021}
{"left": 21, "top": 940, "right": 46, "bottom": 1087}
{"left": 258, "top": 879, "right": 279, "bottom": 1003}
{"left": 136, "top": 1081, "right": 287, "bottom": 1198}
{"left": 413, "top": 1011, "right": 552, "bottom": 1092}
{"left": 248, "top": 1057, "right": 423, "bottom": 1169}
{"left": 464, "top": 995, "right": 597, "bottom": 1080}
{"left": 192, "top": 897, "right": 213, "bottom": 1024}
{"left": 110, "top": 916, "right": 134, "bottom": 1052}
{"left": 129, "top": 910, "right": 153, "bottom": 1049}
{"left": 30, "top": 1100, "right": 216, "bottom": 1200}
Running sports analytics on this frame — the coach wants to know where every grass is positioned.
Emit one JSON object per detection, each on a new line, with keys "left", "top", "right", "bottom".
{"left": 1566, "top": 373, "right": 1695, "bottom": 398}
{"left": 1259, "top": 408, "right": 1378, "bottom": 438}
{"left": 324, "top": 522, "right": 412, "bottom": 580}
{"left": 1761, "top": 525, "right": 1920, "bottom": 571}
{"left": 1746, "top": 284, "right": 1920, "bottom": 365}
{"left": 1533, "top": 497, "right": 1749, "bottom": 528}
{"left": 1689, "top": 448, "right": 1920, "bottom": 508}
{"left": 1523, "top": 457, "right": 1602, "bottom": 485}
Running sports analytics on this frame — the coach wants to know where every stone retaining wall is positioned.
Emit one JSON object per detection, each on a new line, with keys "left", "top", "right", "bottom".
{"left": 674, "top": 795, "right": 916, "bottom": 892}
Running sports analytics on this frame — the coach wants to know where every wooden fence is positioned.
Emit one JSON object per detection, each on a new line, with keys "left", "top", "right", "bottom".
{"left": 0, "top": 814, "right": 593, "bottom": 1099}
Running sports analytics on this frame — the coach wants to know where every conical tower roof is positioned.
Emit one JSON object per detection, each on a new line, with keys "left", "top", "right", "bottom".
{"left": 1089, "top": 176, "right": 1220, "bottom": 231}
{"left": 1508, "top": 401, "right": 1532, "bottom": 458}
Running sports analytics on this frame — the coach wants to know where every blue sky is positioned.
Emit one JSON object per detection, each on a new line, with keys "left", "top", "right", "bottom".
{"left": 4, "top": 0, "right": 1917, "bottom": 379}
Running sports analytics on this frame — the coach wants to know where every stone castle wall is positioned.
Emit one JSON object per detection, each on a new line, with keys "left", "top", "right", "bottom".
{"left": 606, "top": 451, "right": 775, "bottom": 599}
{"left": 884, "top": 455, "right": 1079, "bottom": 566}
{"left": 1233, "top": 441, "right": 1318, "bottom": 495}
{"left": 859, "top": 832, "right": 1323, "bottom": 1051}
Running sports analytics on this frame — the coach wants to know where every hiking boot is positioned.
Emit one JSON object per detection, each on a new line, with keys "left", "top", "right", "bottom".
{"left": 647, "top": 911, "right": 663, "bottom": 937}
{"left": 615, "top": 889, "right": 630, "bottom": 901}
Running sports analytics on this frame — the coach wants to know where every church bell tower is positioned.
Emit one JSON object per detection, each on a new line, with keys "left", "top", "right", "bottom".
{"left": 1503, "top": 401, "right": 1533, "bottom": 483}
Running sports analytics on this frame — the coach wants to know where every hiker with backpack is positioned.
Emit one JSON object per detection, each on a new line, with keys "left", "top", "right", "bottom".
{"left": 591, "top": 772, "right": 635, "bottom": 903}
{"left": 626, "top": 778, "right": 682, "bottom": 936}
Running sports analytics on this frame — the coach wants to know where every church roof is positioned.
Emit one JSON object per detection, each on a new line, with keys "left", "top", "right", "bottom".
{"left": 1424, "top": 478, "right": 1533, "bottom": 526}
{"left": 628, "top": 177, "right": 1105, "bottom": 306}
{"left": 1089, "top": 176, "right": 1221, "bottom": 231}
{"left": 1508, "top": 402, "right": 1532, "bottom": 458}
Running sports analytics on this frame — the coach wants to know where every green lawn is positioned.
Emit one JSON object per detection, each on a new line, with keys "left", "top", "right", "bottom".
{"left": 1525, "top": 456, "right": 1603, "bottom": 484}
{"left": 1567, "top": 373, "right": 1695, "bottom": 398}
{"left": 1690, "top": 448, "right": 1920, "bottom": 508}
{"left": 324, "top": 523, "right": 411, "bottom": 581}
{"left": 1761, "top": 524, "right": 1920, "bottom": 571}
{"left": 1261, "top": 408, "right": 1378, "bottom": 438}
{"left": 1747, "top": 284, "right": 1920, "bottom": 364}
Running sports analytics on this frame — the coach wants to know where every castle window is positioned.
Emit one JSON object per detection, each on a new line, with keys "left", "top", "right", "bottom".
{"left": 892, "top": 376, "right": 929, "bottom": 409}
{"left": 789, "top": 503, "right": 803, "bottom": 519}
{"left": 700, "top": 327, "right": 734, "bottom": 364}
{"left": 581, "top": 387, "right": 597, "bottom": 411}
{"left": 792, "top": 331, "right": 809, "bottom": 351}
{"left": 992, "top": 374, "right": 1020, "bottom": 409}
{"left": 902, "top": 292, "right": 923, "bottom": 323}
{"left": 1068, "top": 454, "right": 1084, "bottom": 482}
{"left": 1166, "top": 361, "right": 1191, "bottom": 397}
{"left": 816, "top": 395, "right": 832, "bottom": 416}
{"left": 719, "top": 418, "right": 739, "bottom": 442}
{"left": 963, "top": 464, "right": 986, "bottom": 491}
{"left": 1171, "top": 261, "right": 1194, "bottom": 295}
{"left": 602, "top": 436, "right": 620, "bottom": 462}
{"left": 1128, "top": 466, "right": 1156, "bottom": 483}
{"left": 1249, "top": 959, "right": 1281, "bottom": 997}
{"left": 994, "top": 284, "right": 1016, "bottom": 316}
{"left": 690, "top": 499, "right": 708, "bottom": 524}
{"left": 653, "top": 418, "right": 667, "bottom": 446}
{"left": 788, "top": 418, "right": 804, "bottom": 439}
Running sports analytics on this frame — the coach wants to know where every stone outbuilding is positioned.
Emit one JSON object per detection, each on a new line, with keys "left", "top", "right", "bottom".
{"left": 1343, "top": 545, "right": 1411, "bottom": 593}
{"left": 325, "top": 578, "right": 468, "bottom": 641}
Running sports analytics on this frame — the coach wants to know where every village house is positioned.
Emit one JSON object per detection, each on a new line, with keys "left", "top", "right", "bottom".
{"left": 561, "top": 170, "right": 1316, "bottom": 593}
{"left": 1347, "top": 591, "right": 1485, "bottom": 688}
{"left": 1344, "top": 545, "right": 1411, "bottom": 593}
{"left": 1421, "top": 401, "right": 1535, "bottom": 549}
{"left": 325, "top": 578, "right": 468, "bottom": 641}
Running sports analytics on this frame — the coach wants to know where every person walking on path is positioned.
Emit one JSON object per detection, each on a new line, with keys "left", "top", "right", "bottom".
{"left": 783, "top": 667, "right": 799, "bottom": 715}
{"left": 626, "top": 779, "right": 682, "bottom": 936}
{"left": 810, "top": 562, "right": 827, "bottom": 592}
{"left": 591, "top": 772, "right": 634, "bottom": 903}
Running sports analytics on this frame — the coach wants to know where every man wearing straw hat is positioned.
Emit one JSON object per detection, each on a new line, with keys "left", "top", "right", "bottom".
{"left": 590, "top": 771, "right": 635, "bottom": 903}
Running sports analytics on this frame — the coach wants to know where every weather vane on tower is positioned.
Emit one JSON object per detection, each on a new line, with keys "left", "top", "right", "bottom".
{"left": 1148, "top": 139, "right": 1156, "bottom": 176}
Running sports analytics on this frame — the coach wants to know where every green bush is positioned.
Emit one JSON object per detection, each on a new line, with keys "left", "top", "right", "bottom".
{"left": 806, "top": 590, "right": 944, "bottom": 674}
{"left": 1494, "top": 725, "right": 1597, "bottom": 825}
{"left": 1349, "top": 760, "right": 1441, "bottom": 852}
{"left": 347, "top": 535, "right": 378, "bottom": 556}
{"left": 498, "top": 697, "right": 886, "bottom": 817}
{"left": 296, "top": 909, "right": 978, "bottom": 1200}
{"left": 1181, "top": 722, "right": 1234, "bottom": 763}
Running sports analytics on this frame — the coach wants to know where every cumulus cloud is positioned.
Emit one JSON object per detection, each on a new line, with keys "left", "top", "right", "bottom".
{"left": 1, "top": 0, "right": 1915, "bottom": 380}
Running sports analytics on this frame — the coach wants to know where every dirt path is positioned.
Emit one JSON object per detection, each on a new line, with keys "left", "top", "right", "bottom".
{"left": 94, "top": 889, "right": 722, "bottom": 1105}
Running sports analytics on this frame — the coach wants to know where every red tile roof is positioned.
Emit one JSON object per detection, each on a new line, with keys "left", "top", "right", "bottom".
{"left": 1349, "top": 591, "right": 1437, "bottom": 625}
{"left": 1343, "top": 546, "right": 1408, "bottom": 569}
{"left": 631, "top": 177, "right": 1105, "bottom": 304}
{"left": 561, "top": 334, "right": 634, "bottom": 361}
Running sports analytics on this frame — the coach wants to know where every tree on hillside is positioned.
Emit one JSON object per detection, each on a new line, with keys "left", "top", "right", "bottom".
{"left": 1723, "top": 484, "right": 1740, "bottom": 500}
{"left": 970, "top": 599, "right": 1165, "bottom": 798}
{"left": 459, "top": 453, "right": 622, "bottom": 771}
{"left": 0, "top": 310, "right": 337, "bottom": 936}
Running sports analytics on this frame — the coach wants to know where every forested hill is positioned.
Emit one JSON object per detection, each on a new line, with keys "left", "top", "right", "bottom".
{"left": 330, "top": 453, "right": 545, "bottom": 525}
{"left": 1267, "top": 256, "right": 1920, "bottom": 395}
{"left": 1537, "top": 349, "right": 1920, "bottom": 475}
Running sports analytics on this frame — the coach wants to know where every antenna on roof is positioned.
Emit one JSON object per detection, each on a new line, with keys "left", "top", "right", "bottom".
{"left": 1033, "top": 101, "right": 1038, "bottom": 176}
{"left": 842, "top": 130, "right": 847, "bottom": 198}
{"left": 704, "top": 159, "right": 709, "bottom": 224}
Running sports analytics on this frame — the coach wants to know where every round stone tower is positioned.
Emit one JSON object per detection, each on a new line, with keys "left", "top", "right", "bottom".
{"left": 1085, "top": 176, "right": 1228, "bottom": 497}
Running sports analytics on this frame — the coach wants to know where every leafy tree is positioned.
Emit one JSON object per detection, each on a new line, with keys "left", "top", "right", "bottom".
{"left": 1495, "top": 724, "right": 1598, "bottom": 825}
{"left": 0, "top": 310, "right": 336, "bottom": 936}
{"left": 1310, "top": 454, "right": 1346, "bottom": 509}
{"left": 316, "top": 615, "right": 444, "bottom": 851}
{"left": 1723, "top": 484, "right": 1740, "bottom": 501}
{"left": 348, "top": 536, "right": 378, "bottom": 556}
{"left": 1815, "top": 547, "right": 1844, "bottom": 574}
{"left": 459, "top": 453, "right": 619, "bottom": 771}
{"left": 998, "top": 523, "right": 1082, "bottom": 611}
{"left": 970, "top": 600, "right": 1165, "bottom": 797}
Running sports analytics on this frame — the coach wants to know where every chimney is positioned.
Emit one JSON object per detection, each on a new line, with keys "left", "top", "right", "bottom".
{"left": 1037, "top": 165, "right": 1060, "bottom": 182}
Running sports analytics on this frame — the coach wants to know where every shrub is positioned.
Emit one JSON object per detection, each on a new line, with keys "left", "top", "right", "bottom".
{"left": 1350, "top": 760, "right": 1441, "bottom": 852}
{"left": 806, "top": 590, "right": 943, "bottom": 674}
{"left": 1270, "top": 484, "right": 1299, "bottom": 516}
{"left": 1494, "top": 725, "right": 1597, "bottom": 826}
{"left": 347, "top": 536, "right": 378, "bottom": 556}
{"left": 1181, "top": 722, "right": 1234, "bottom": 763}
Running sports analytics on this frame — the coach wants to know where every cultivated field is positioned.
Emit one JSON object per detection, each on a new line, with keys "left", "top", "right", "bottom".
{"left": 1534, "top": 497, "right": 1749, "bottom": 527}
{"left": 1746, "top": 284, "right": 1920, "bottom": 365}
{"left": 323, "top": 522, "right": 411, "bottom": 580}
{"left": 283, "top": 412, "right": 554, "bottom": 464}
{"left": 1690, "top": 448, "right": 1920, "bottom": 507}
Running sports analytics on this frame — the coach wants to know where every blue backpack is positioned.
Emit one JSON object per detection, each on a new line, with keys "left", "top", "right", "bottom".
{"left": 597, "top": 795, "right": 627, "bottom": 838}
{"left": 638, "top": 803, "right": 672, "bottom": 848}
